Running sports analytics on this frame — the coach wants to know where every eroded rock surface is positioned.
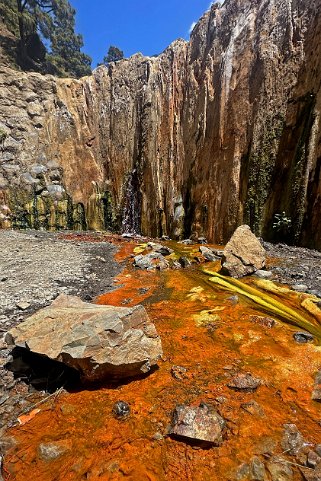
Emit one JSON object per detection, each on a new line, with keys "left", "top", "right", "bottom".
{"left": 221, "top": 225, "right": 266, "bottom": 278}
{"left": 0, "top": 0, "right": 320, "bottom": 249}
{"left": 5, "top": 294, "right": 163, "bottom": 382}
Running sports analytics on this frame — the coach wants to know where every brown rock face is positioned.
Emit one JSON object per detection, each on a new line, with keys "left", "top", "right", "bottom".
{"left": 0, "top": 0, "right": 321, "bottom": 248}
{"left": 5, "top": 295, "right": 163, "bottom": 383}
{"left": 222, "top": 225, "right": 266, "bottom": 277}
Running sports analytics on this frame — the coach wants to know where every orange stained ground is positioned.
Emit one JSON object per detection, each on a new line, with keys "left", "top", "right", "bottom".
{"left": 4, "top": 240, "right": 321, "bottom": 481}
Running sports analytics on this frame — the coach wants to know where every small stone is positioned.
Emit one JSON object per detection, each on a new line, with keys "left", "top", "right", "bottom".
{"left": 147, "top": 242, "right": 173, "bottom": 256}
{"left": 291, "top": 284, "right": 308, "bottom": 293}
{"left": 307, "top": 450, "right": 321, "bottom": 469}
{"left": 227, "top": 373, "right": 262, "bottom": 392}
{"left": 178, "top": 239, "right": 194, "bottom": 245}
{"left": 241, "top": 401, "right": 265, "bottom": 417}
{"left": 16, "top": 302, "right": 31, "bottom": 311}
{"left": 254, "top": 270, "right": 273, "bottom": 279}
{"left": 315, "top": 445, "right": 321, "bottom": 457}
{"left": 199, "top": 246, "right": 217, "bottom": 262}
{"left": 312, "top": 387, "right": 321, "bottom": 401}
{"left": 281, "top": 424, "right": 305, "bottom": 455}
{"left": 267, "top": 456, "right": 293, "bottom": 481}
{"left": 293, "top": 332, "right": 314, "bottom": 344}
{"left": 171, "top": 365, "right": 188, "bottom": 380}
{"left": 152, "top": 432, "right": 164, "bottom": 441}
{"left": 197, "top": 237, "right": 208, "bottom": 244}
{"left": 250, "top": 456, "right": 266, "bottom": 481}
{"left": 250, "top": 316, "right": 275, "bottom": 328}
{"left": 169, "top": 403, "right": 225, "bottom": 446}
{"left": 178, "top": 257, "right": 191, "bottom": 268}
{"left": 38, "top": 440, "right": 71, "bottom": 461}
{"left": 112, "top": 401, "right": 130, "bottom": 419}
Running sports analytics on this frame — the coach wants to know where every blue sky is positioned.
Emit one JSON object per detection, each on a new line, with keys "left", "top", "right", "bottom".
{"left": 70, "top": 0, "right": 215, "bottom": 66}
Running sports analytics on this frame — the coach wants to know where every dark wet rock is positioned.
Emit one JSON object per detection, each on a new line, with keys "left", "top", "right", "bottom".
{"left": 266, "top": 456, "right": 293, "bottom": 481}
{"left": 293, "top": 332, "right": 314, "bottom": 344}
{"left": 227, "top": 373, "right": 262, "bottom": 392}
{"left": 241, "top": 401, "right": 265, "bottom": 418}
{"left": 147, "top": 242, "right": 174, "bottom": 256}
{"left": 178, "top": 256, "right": 191, "bottom": 268}
{"left": 5, "top": 295, "right": 163, "bottom": 383}
{"left": 221, "top": 225, "right": 266, "bottom": 278}
{"left": 171, "top": 365, "right": 188, "bottom": 380}
{"left": 281, "top": 424, "right": 305, "bottom": 455}
{"left": 134, "top": 252, "right": 169, "bottom": 270}
{"left": 138, "top": 287, "right": 149, "bottom": 294}
{"left": 112, "top": 401, "right": 130, "bottom": 419}
{"left": 169, "top": 403, "right": 225, "bottom": 446}
{"left": 250, "top": 316, "right": 275, "bottom": 329}
{"left": 199, "top": 246, "right": 217, "bottom": 262}
{"left": 38, "top": 440, "right": 71, "bottom": 461}
{"left": 212, "top": 249, "right": 224, "bottom": 258}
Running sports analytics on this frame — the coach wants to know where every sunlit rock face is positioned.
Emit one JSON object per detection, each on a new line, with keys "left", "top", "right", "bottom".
{"left": 0, "top": 0, "right": 320, "bottom": 248}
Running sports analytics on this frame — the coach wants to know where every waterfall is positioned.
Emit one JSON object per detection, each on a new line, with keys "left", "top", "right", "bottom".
{"left": 121, "top": 169, "right": 141, "bottom": 235}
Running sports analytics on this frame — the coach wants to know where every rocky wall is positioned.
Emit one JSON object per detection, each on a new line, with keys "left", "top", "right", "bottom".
{"left": 0, "top": 0, "right": 320, "bottom": 248}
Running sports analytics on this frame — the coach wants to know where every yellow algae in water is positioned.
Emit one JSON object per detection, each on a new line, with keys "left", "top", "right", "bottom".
{"left": 301, "top": 298, "right": 321, "bottom": 322}
{"left": 203, "top": 269, "right": 321, "bottom": 342}
{"left": 193, "top": 309, "right": 221, "bottom": 327}
{"left": 187, "top": 286, "right": 208, "bottom": 302}
{"left": 254, "top": 279, "right": 293, "bottom": 295}
{"left": 133, "top": 243, "right": 148, "bottom": 254}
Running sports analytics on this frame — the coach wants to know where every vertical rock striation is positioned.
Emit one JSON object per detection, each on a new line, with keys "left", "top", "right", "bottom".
{"left": 0, "top": 0, "right": 320, "bottom": 248}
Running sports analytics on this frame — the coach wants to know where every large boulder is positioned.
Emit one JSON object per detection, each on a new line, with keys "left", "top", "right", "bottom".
{"left": 5, "top": 295, "right": 163, "bottom": 383}
{"left": 221, "top": 225, "right": 266, "bottom": 278}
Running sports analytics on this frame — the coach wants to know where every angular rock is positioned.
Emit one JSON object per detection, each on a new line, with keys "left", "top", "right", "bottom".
{"left": 169, "top": 403, "right": 225, "bottom": 445}
{"left": 266, "top": 456, "right": 293, "bottom": 481}
{"left": 147, "top": 242, "right": 174, "bottom": 256}
{"left": 112, "top": 401, "right": 130, "bottom": 419}
{"left": 227, "top": 373, "right": 262, "bottom": 392}
{"left": 281, "top": 424, "right": 305, "bottom": 456}
{"left": 5, "top": 295, "right": 163, "bottom": 383}
{"left": 254, "top": 270, "right": 273, "bottom": 279}
{"left": 134, "top": 253, "right": 169, "bottom": 270}
{"left": 221, "top": 225, "right": 266, "bottom": 278}
{"left": 199, "top": 246, "right": 217, "bottom": 262}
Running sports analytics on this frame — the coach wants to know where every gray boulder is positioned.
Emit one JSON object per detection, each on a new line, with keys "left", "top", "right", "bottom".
{"left": 221, "top": 225, "right": 266, "bottom": 278}
{"left": 134, "top": 252, "right": 169, "bottom": 270}
{"left": 5, "top": 294, "right": 163, "bottom": 383}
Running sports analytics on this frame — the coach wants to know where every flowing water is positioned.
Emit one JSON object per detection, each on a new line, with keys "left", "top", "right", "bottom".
{"left": 3, "top": 239, "right": 321, "bottom": 481}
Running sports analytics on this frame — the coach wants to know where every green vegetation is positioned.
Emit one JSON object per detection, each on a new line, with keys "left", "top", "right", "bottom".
{"left": 103, "top": 45, "right": 124, "bottom": 65}
{"left": 203, "top": 269, "right": 321, "bottom": 343}
{"left": 0, "top": 0, "right": 92, "bottom": 78}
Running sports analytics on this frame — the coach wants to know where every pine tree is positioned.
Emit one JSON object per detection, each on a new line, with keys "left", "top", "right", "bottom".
{"left": 47, "top": 0, "right": 92, "bottom": 78}
{"left": 0, "top": 0, "right": 92, "bottom": 77}
{"left": 103, "top": 45, "right": 124, "bottom": 65}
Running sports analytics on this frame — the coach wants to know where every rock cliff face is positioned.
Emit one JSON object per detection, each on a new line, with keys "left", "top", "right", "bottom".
{"left": 0, "top": 0, "right": 320, "bottom": 248}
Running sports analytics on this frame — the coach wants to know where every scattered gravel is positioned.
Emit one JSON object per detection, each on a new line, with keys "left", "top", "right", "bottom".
{"left": 0, "top": 229, "right": 120, "bottom": 330}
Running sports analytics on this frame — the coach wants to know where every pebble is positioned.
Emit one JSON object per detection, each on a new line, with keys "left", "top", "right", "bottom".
{"left": 291, "top": 284, "right": 308, "bottom": 292}
{"left": 227, "top": 373, "right": 262, "bottom": 392}
{"left": 254, "top": 270, "right": 273, "bottom": 279}
{"left": 16, "top": 302, "right": 31, "bottom": 311}
{"left": 293, "top": 332, "right": 314, "bottom": 344}
{"left": 112, "top": 401, "right": 130, "bottom": 419}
